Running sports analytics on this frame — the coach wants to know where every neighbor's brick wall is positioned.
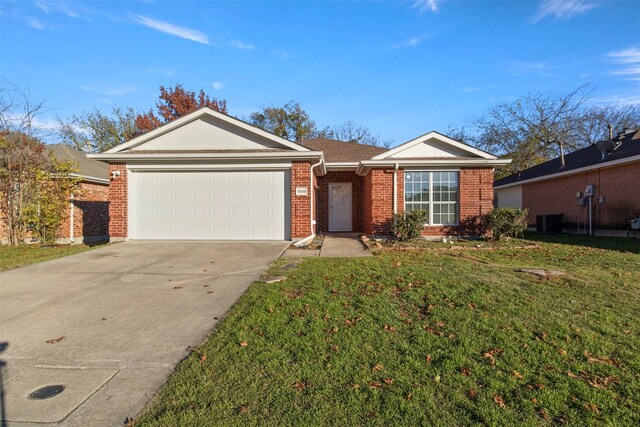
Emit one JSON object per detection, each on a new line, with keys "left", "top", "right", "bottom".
{"left": 364, "top": 167, "right": 494, "bottom": 236}
{"left": 58, "top": 181, "right": 109, "bottom": 240}
{"left": 316, "top": 171, "right": 365, "bottom": 232}
{"left": 291, "top": 161, "right": 313, "bottom": 238}
{"left": 109, "top": 163, "right": 128, "bottom": 238}
{"left": 522, "top": 161, "right": 640, "bottom": 229}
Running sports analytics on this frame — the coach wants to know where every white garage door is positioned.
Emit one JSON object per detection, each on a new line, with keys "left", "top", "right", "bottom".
{"left": 131, "top": 171, "right": 290, "bottom": 240}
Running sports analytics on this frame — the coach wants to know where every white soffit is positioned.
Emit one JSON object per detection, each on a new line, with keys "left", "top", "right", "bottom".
{"left": 372, "top": 131, "right": 497, "bottom": 160}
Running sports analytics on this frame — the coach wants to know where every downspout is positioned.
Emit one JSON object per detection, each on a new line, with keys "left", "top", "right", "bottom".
{"left": 294, "top": 157, "right": 323, "bottom": 247}
{"left": 393, "top": 163, "right": 399, "bottom": 215}
{"left": 69, "top": 194, "right": 75, "bottom": 244}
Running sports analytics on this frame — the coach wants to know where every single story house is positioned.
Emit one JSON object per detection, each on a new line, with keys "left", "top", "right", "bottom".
{"left": 0, "top": 144, "right": 110, "bottom": 244}
{"left": 494, "top": 128, "right": 640, "bottom": 234}
{"left": 90, "top": 107, "right": 510, "bottom": 242}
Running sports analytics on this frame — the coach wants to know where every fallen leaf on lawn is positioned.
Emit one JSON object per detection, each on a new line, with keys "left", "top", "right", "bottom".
{"left": 558, "top": 348, "right": 567, "bottom": 356}
{"left": 331, "top": 345, "right": 339, "bottom": 352}
{"left": 513, "top": 370, "right": 524, "bottom": 380}
{"left": 425, "top": 354, "right": 432, "bottom": 363}
{"left": 45, "top": 336, "right": 65, "bottom": 344}
{"left": 530, "top": 398, "right": 538, "bottom": 404}
{"left": 372, "top": 363, "right": 384, "bottom": 372}
{"left": 328, "top": 326, "right": 339, "bottom": 334}
{"left": 406, "top": 392, "right": 413, "bottom": 400}
{"left": 468, "top": 389, "right": 477, "bottom": 399}
{"left": 535, "top": 331, "right": 548, "bottom": 341}
{"left": 460, "top": 367, "right": 471, "bottom": 376}
{"left": 536, "top": 383, "right": 545, "bottom": 390}
{"left": 567, "top": 371, "right": 578, "bottom": 378}
{"left": 584, "top": 402, "right": 599, "bottom": 413}
{"left": 352, "top": 383, "right": 360, "bottom": 389}
{"left": 493, "top": 394, "right": 506, "bottom": 408}
{"left": 434, "top": 374, "right": 441, "bottom": 383}
{"left": 293, "top": 381, "right": 308, "bottom": 391}
{"left": 199, "top": 353, "right": 207, "bottom": 364}
{"left": 584, "top": 351, "right": 618, "bottom": 366}
{"left": 383, "top": 324, "right": 396, "bottom": 332}
{"left": 383, "top": 378, "right": 394, "bottom": 385}
{"left": 267, "top": 307, "right": 274, "bottom": 313}
{"left": 239, "top": 341, "right": 248, "bottom": 347}
{"left": 237, "top": 405, "right": 248, "bottom": 414}
{"left": 538, "top": 409, "right": 550, "bottom": 421}
{"left": 369, "top": 381, "right": 383, "bottom": 389}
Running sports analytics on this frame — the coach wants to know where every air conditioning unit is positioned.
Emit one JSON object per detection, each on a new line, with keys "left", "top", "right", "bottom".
{"left": 536, "top": 214, "right": 563, "bottom": 234}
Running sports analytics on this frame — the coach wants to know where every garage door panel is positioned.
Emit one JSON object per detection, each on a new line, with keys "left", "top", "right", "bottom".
{"left": 132, "top": 171, "right": 288, "bottom": 240}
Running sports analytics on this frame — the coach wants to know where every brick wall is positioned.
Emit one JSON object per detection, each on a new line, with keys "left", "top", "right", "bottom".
{"left": 109, "top": 163, "right": 128, "bottom": 238}
{"left": 291, "top": 161, "right": 313, "bottom": 238}
{"left": 522, "top": 161, "right": 640, "bottom": 229}
{"left": 364, "top": 167, "right": 494, "bottom": 237}
{"left": 316, "top": 171, "right": 365, "bottom": 232}
{"left": 58, "top": 181, "right": 109, "bottom": 241}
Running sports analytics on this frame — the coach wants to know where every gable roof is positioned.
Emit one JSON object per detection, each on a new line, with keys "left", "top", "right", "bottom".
{"left": 46, "top": 144, "right": 109, "bottom": 183}
{"left": 371, "top": 131, "right": 497, "bottom": 160}
{"left": 103, "top": 107, "right": 311, "bottom": 153}
{"left": 300, "top": 137, "right": 387, "bottom": 162}
{"left": 494, "top": 129, "right": 640, "bottom": 189}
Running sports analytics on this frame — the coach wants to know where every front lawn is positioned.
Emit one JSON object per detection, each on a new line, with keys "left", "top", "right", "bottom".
{"left": 135, "top": 234, "right": 640, "bottom": 426}
{"left": 0, "top": 243, "right": 103, "bottom": 271}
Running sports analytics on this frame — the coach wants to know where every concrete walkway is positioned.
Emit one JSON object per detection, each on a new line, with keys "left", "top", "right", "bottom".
{"left": 0, "top": 240, "right": 288, "bottom": 427}
{"left": 319, "top": 233, "right": 372, "bottom": 257}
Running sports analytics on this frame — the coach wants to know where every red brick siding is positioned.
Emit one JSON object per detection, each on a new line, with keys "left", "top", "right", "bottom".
{"left": 364, "top": 167, "right": 494, "bottom": 237}
{"left": 109, "top": 163, "right": 128, "bottom": 238}
{"left": 291, "top": 161, "right": 313, "bottom": 238}
{"left": 316, "top": 171, "right": 364, "bottom": 232}
{"left": 522, "top": 161, "right": 640, "bottom": 229}
{"left": 59, "top": 182, "right": 109, "bottom": 240}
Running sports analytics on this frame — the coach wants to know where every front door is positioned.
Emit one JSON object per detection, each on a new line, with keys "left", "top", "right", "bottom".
{"left": 328, "top": 183, "right": 352, "bottom": 232}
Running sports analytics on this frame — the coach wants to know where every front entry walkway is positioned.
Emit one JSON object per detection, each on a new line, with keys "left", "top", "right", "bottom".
{"left": 319, "top": 233, "right": 371, "bottom": 257}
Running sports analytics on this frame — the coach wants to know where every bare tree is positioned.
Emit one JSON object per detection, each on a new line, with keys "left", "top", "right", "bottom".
{"left": 58, "top": 107, "right": 139, "bottom": 153}
{"left": 0, "top": 81, "right": 51, "bottom": 245}
{"left": 322, "top": 121, "right": 393, "bottom": 148}
{"left": 576, "top": 104, "right": 640, "bottom": 145}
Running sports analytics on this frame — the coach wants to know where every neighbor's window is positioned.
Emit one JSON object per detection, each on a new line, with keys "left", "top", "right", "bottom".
{"left": 404, "top": 171, "right": 458, "bottom": 225}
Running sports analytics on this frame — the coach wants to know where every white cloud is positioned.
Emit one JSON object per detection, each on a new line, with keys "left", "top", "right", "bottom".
{"left": 413, "top": 0, "right": 440, "bottom": 13}
{"left": 392, "top": 35, "right": 426, "bottom": 49}
{"left": 131, "top": 14, "right": 210, "bottom": 45}
{"left": 593, "top": 95, "right": 640, "bottom": 106}
{"left": 532, "top": 0, "right": 598, "bottom": 23}
{"left": 607, "top": 47, "right": 640, "bottom": 81}
{"left": 272, "top": 49, "right": 291, "bottom": 59}
{"left": 229, "top": 40, "right": 254, "bottom": 50}
{"left": 79, "top": 85, "right": 137, "bottom": 96}
{"left": 35, "top": 0, "right": 78, "bottom": 18}
{"left": 25, "top": 17, "right": 45, "bottom": 30}
{"left": 211, "top": 82, "right": 224, "bottom": 90}
{"left": 505, "top": 60, "right": 558, "bottom": 77}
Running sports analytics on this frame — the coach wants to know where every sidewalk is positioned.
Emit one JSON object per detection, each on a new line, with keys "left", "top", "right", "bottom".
{"left": 319, "top": 233, "right": 372, "bottom": 257}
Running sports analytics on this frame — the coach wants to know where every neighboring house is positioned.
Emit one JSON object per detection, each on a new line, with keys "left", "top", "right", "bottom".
{"left": 0, "top": 144, "right": 110, "bottom": 244}
{"left": 90, "top": 107, "right": 510, "bottom": 242}
{"left": 494, "top": 128, "right": 640, "bottom": 233}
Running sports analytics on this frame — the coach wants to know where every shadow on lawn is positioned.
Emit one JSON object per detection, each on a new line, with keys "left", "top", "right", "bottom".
{"left": 524, "top": 231, "right": 640, "bottom": 254}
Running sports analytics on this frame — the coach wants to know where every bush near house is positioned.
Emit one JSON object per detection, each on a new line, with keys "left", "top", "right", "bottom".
{"left": 484, "top": 207, "right": 529, "bottom": 241}
{"left": 392, "top": 210, "right": 429, "bottom": 241}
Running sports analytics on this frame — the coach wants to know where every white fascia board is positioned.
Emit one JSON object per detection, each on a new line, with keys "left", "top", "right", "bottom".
{"left": 104, "top": 107, "right": 310, "bottom": 153}
{"left": 371, "top": 131, "right": 497, "bottom": 160}
{"left": 325, "top": 162, "right": 359, "bottom": 171}
{"left": 89, "top": 151, "right": 324, "bottom": 162}
{"left": 356, "top": 158, "right": 511, "bottom": 175}
{"left": 494, "top": 154, "right": 640, "bottom": 190}
{"left": 126, "top": 162, "right": 293, "bottom": 171}
{"left": 69, "top": 173, "right": 110, "bottom": 185}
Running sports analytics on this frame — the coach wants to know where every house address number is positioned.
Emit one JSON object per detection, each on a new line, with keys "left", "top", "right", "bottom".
{"left": 295, "top": 187, "right": 308, "bottom": 196}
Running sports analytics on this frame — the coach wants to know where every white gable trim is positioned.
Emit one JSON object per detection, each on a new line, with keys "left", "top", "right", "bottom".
{"left": 371, "top": 131, "right": 496, "bottom": 160}
{"left": 104, "top": 107, "right": 310, "bottom": 153}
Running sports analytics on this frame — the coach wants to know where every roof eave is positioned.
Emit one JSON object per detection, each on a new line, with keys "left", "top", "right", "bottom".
{"left": 88, "top": 151, "right": 325, "bottom": 162}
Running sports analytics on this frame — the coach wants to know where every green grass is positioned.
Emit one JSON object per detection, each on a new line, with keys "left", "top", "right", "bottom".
{"left": 0, "top": 242, "right": 104, "bottom": 271}
{"left": 135, "top": 234, "right": 640, "bottom": 426}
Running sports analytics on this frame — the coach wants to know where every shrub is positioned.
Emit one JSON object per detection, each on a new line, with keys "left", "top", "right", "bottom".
{"left": 483, "top": 207, "right": 528, "bottom": 241}
{"left": 392, "top": 210, "right": 428, "bottom": 241}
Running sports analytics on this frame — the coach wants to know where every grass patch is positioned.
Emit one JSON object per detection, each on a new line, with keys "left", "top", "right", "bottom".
{"left": 135, "top": 234, "right": 640, "bottom": 426}
{"left": 0, "top": 243, "right": 104, "bottom": 271}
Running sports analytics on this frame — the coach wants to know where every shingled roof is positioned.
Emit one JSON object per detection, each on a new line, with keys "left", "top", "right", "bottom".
{"left": 46, "top": 144, "right": 109, "bottom": 181}
{"left": 494, "top": 129, "right": 640, "bottom": 188}
{"left": 299, "top": 137, "right": 387, "bottom": 162}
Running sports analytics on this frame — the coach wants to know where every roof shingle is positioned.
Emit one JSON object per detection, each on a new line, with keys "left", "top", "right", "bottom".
{"left": 299, "top": 137, "right": 387, "bottom": 162}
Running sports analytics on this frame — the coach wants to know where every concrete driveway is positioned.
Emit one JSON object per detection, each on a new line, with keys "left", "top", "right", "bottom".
{"left": 0, "top": 241, "right": 288, "bottom": 426}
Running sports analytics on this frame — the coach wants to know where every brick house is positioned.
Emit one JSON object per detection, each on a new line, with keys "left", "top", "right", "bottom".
{"left": 0, "top": 144, "right": 110, "bottom": 244}
{"left": 90, "top": 107, "right": 509, "bottom": 242}
{"left": 494, "top": 128, "right": 640, "bottom": 234}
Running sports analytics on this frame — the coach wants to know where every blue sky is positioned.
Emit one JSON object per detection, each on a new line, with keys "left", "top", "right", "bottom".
{"left": 1, "top": 0, "right": 639, "bottom": 145}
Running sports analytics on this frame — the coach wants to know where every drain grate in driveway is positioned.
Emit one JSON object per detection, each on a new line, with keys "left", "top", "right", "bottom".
{"left": 29, "top": 384, "right": 66, "bottom": 400}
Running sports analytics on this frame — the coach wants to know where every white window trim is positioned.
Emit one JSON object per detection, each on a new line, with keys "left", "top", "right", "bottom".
{"left": 404, "top": 170, "right": 460, "bottom": 226}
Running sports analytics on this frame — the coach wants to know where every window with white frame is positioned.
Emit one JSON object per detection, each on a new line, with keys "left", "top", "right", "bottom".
{"left": 404, "top": 171, "right": 458, "bottom": 225}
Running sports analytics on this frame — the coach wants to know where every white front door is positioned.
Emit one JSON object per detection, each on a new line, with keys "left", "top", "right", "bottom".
{"left": 328, "top": 183, "right": 352, "bottom": 232}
